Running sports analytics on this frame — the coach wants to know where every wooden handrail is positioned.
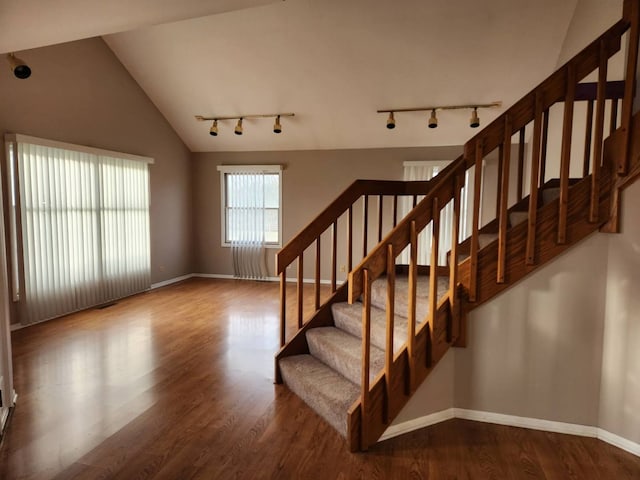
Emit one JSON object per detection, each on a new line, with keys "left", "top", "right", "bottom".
{"left": 463, "top": 20, "right": 626, "bottom": 164}
{"left": 276, "top": 179, "right": 435, "bottom": 273}
{"left": 276, "top": 176, "right": 441, "bottom": 347}
{"left": 349, "top": 158, "right": 466, "bottom": 301}
{"left": 277, "top": 180, "right": 363, "bottom": 273}
{"left": 349, "top": 19, "right": 631, "bottom": 303}
{"left": 620, "top": 0, "right": 640, "bottom": 175}
{"left": 278, "top": 0, "right": 640, "bottom": 450}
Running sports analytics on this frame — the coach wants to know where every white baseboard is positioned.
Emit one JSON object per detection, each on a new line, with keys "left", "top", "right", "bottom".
{"left": 379, "top": 408, "right": 454, "bottom": 441}
{"left": 598, "top": 427, "right": 640, "bottom": 457}
{"left": 453, "top": 408, "right": 598, "bottom": 437}
{"left": 193, "top": 273, "right": 342, "bottom": 286}
{"left": 0, "top": 392, "right": 17, "bottom": 434}
{"left": 378, "top": 408, "right": 640, "bottom": 458}
{"left": 150, "top": 273, "right": 195, "bottom": 289}
{"left": 192, "top": 273, "right": 235, "bottom": 280}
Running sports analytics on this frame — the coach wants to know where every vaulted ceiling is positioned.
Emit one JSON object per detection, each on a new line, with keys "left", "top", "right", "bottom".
{"left": 2, "top": 0, "right": 625, "bottom": 152}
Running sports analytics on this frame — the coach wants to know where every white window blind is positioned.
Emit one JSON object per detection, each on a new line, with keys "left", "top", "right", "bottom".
{"left": 217, "top": 165, "right": 282, "bottom": 279}
{"left": 7, "top": 134, "right": 152, "bottom": 325}
{"left": 400, "top": 161, "right": 473, "bottom": 266}
{"left": 217, "top": 165, "right": 282, "bottom": 247}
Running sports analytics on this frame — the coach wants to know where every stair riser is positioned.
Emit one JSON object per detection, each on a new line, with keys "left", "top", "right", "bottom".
{"left": 331, "top": 302, "right": 408, "bottom": 352}
{"left": 306, "top": 327, "right": 385, "bottom": 386}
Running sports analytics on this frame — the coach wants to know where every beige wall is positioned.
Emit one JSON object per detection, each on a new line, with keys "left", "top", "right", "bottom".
{"left": 455, "top": 233, "right": 608, "bottom": 425}
{"left": 544, "top": 0, "right": 625, "bottom": 182}
{"left": 391, "top": 351, "right": 454, "bottom": 426}
{"left": 192, "top": 146, "right": 465, "bottom": 277}
{"left": 599, "top": 180, "right": 640, "bottom": 443}
{"left": 0, "top": 38, "right": 193, "bottom": 289}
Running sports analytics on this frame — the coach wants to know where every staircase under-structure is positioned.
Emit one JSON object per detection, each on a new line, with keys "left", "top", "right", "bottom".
{"left": 274, "top": 0, "right": 640, "bottom": 452}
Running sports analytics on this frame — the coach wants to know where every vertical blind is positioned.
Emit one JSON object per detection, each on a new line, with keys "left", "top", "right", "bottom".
{"left": 11, "top": 136, "right": 152, "bottom": 325}
{"left": 400, "top": 161, "right": 472, "bottom": 266}
{"left": 219, "top": 166, "right": 282, "bottom": 279}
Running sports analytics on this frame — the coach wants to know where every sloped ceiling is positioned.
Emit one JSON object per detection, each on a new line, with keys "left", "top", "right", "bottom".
{"left": 104, "top": 0, "right": 582, "bottom": 152}
{"left": 6, "top": 0, "right": 619, "bottom": 153}
{"left": 0, "top": 0, "right": 279, "bottom": 54}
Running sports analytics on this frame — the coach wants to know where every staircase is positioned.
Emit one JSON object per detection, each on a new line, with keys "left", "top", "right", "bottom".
{"left": 275, "top": 0, "right": 640, "bottom": 452}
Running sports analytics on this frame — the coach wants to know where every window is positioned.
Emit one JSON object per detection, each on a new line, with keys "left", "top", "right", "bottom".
{"left": 401, "top": 161, "right": 473, "bottom": 265}
{"left": 217, "top": 165, "right": 282, "bottom": 247}
{"left": 5, "top": 134, "right": 152, "bottom": 325}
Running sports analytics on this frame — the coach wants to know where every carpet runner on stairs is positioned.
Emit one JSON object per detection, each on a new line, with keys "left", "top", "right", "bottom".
{"left": 279, "top": 273, "right": 448, "bottom": 438}
{"left": 280, "top": 184, "right": 565, "bottom": 439}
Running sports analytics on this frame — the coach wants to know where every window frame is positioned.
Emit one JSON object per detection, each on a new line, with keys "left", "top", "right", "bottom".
{"left": 217, "top": 164, "right": 283, "bottom": 248}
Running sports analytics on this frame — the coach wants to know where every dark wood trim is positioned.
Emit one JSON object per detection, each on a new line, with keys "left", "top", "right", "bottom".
{"left": 575, "top": 80, "right": 625, "bottom": 101}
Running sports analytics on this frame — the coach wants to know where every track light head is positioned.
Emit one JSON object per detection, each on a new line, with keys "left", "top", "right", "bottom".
{"left": 235, "top": 118, "right": 243, "bottom": 135}
{"left": 7, "top": 53, "right": 31, "bottom": 79}
{"left": 470, "top": 108, "right": 480, "bottom": 128}
{"left": 428, "top": 109, "right": 438, "bottom": 129}
{"left": 273, "top": 115, "right": 282, "bottom": 134}
{"left": 386, "top": 112, "right": 396, "bottom": 129}
{"left": 209, "top": 120, "right": 218, "bottom": 136}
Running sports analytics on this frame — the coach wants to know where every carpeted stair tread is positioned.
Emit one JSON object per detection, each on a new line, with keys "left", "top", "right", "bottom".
{"left": 371, "top": 274, "right": 449, "bottom": 322}
{"left": 332, "top": 301, "right": 409, "bottom": 352}
{"left": 279, "top": 354, "right": 359, "bottom": 438}
{"left": 478, "top": 233, "right": 499, "bottom": 248}
{"left": 509, "top": 211, "right": 529, "bottom": 226}
{"left": 306, "top": 327, "right": 385, "bottom": 385}
{"left": 542, "top": 187, "right": 560, "bottom": 204}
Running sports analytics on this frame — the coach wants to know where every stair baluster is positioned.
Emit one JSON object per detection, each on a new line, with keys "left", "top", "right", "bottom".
{"left": 559, "top": 64, "right": 576, "bottom": 245}
{"left": 360, "top": 268, "right": 372, "bottom": 450}
{"left": 384, "top": 244, "right": 395, "bottom": 423}
{"left": 469, "top": 141, "right": 483, "bottom": 301}
{"left": 619, "top": 0, "right": 640, "bottom": 175}
{"left": 497, "top": 115, "right": 512, "bottom": 284}
{"left": 315, "top": 238, "right": 321, "bottom": 310}
{"left": 407, "top": 220, "right": 418, "bottom": 393}
{"left": 362, "top": 195, "right": 369, "bottom": 257}
{"left": 279, "top": 270, "right": 286, "bottom": 348}
{"left": 584, "top": 100, "right": 595, "bottom": 177}
{"left": 517, "top": 127, "right": 526, "bottom": 202}
{"left": 449, "top": 175, "right": 461, "bottom": 343}
{"left": 590, "top": 40, "right": 609, "bottom": 223}
{"left": 275, "top": 0, "right": 640, "bottom": 452}
{"left": 427, "top": 198, "right": 440, "bottom": 368}
{"left": 297, "top": 254, "right": 304, "bottom": 328}
{"left": 331, "top": 220, "right": 338, "bottom": 292}
{"left": 539, "top": 109, "right": 550, "bottom": 188}
{"left": 526, "top": 93, "right": 544, "bottom": 266}
{"left": 378, "top": 195, "right": 384, "bottom": 243}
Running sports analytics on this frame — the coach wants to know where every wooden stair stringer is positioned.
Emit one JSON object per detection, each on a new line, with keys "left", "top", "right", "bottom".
{"left": 274, "top": 282, "right": 348, "bottom": 383}
{"left": 602, "top": 110, "right": 640, "bottom": 233}
{"left": 458, "top": 165, "right": 613, "bottom": 309}
{"left": 345, "top": 296, "right": 453, "bottom": 451}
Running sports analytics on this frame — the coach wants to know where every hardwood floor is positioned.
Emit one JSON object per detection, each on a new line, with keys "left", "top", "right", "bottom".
{"left": 0, "top": 278, "right": 638, "bottom": 479}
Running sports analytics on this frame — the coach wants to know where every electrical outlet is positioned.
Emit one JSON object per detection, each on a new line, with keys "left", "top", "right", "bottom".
{"left": 340, "top": 265, "right": 346, "bottom": 272}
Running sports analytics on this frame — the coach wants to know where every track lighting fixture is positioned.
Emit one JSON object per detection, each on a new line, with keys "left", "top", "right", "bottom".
{"left": 470, "top": 108, "right": 480, "bottom": 128}
{"left": 377, "top": 101, "right": 501, "bottom": 130}
{"left": 235, "top": 118, "right": 243, "bottom": 135}
{"left": 428, "top": 109, "right": 438, "bottom": 129}
{"left": 195, "top": 112, "right": 294, "bottom": 137}
{"left": 386, "top": 112, "right": 396, "bottom": 129}
{"left": 7, "top": 53, "right": 31, "bottom": 79}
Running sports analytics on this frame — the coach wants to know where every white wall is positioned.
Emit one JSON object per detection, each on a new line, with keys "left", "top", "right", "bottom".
{"left": 599, "top": 180, "right": 640, "bottom": 444}
{"left": 390, "top": 351, "right": 454, "bottom": 427}
{"left": 455, "top": 233, "right": 608, "bottom": 426}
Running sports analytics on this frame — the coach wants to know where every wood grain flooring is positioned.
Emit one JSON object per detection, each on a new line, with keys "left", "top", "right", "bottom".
{"left": 0, "top": 278, "right": 638, "bottom": 479}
